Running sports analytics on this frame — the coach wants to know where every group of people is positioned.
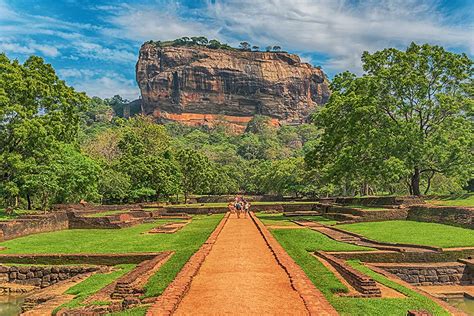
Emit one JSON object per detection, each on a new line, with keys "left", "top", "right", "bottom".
{"left": 227, "top": 197, "right": 251, "bottom": 218}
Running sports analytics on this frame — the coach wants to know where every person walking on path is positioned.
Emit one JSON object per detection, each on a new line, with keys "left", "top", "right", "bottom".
{"left": 243, "top": 200, "right": 250, "bottom": 218}
{"left": 227, "top": 201, "right": 235, "bottom": 215}
{"left": 234, "top": 200, "right": 242, "bottom": 218}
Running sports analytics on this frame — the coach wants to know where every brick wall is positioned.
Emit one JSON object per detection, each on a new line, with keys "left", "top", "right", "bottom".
{"left": 373, "top": 262, "right": 472, "bottom": 286}
{"left": 329, "top": 249, "right": 474, "bottom": 263}
{"left": 334, "top": 196, "right": 425, "bottom": 206}
{"left": 0, "top": 265, "right": 99, "bottom": 288}
{"left": 316, "top": 251, "right": 381, "bottom": 297}
{"left": 407, "top": 205, "right": 474, "bottom": 229}
{"left": 0, "top": 213, "right": 69, "bottom": 241}
{"left": 0, "top": 253, "right": 163, "bottom": 265}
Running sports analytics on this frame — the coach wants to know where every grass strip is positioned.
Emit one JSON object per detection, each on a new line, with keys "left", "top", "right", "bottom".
{"left": 339, "top": 220, "right": 474, "bottom": 248}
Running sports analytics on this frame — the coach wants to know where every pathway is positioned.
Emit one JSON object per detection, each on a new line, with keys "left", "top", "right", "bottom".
{"left": 174, "top": 213, "right": 309, "bottom": 315}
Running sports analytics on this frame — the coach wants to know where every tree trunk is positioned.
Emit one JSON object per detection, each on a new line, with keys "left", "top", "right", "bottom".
{"left": 411, "top": 167, "right": 421, "bottom": 196}
{"left": 184, "top": 191, "right": 188, "bottom": 204}
{"left": 424, "top": 171, "right": 435, "bottom": 195}
{"left": 27, "top": 194, "right": 32, "bottom": 210}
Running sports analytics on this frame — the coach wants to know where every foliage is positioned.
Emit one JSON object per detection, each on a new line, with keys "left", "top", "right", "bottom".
{"left": 176, "top": 149, "right": 213, "bottom": 202}
{"left": 0, "top": 54, "right": 96, "bottom": 208}
{"left": 146, "top": 37, "right": 283, "bottom": 53}
{"left": 308, "top": 43, "right": 473, "bottom": 196}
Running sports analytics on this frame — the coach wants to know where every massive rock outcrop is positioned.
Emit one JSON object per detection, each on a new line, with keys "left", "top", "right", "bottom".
{"left": 136, "top": 43, "right": 330, "bottom": 131}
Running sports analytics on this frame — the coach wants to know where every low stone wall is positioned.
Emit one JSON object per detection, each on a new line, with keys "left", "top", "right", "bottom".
{"left": 322, "top": 206, "right": 408, "bottom": 223}
{"left": 111, "top": 252, "right": 172, "bottom": 299}
{"left": 0, "top": 253, "right": 163, "bottom": 265}
{"left": 333, "top": 196, "right": 424, "bottom": 206}
{"left": 67, "top": 212, "right": 146, "bottom": 229}
{"left": 372, "top": 262, "right": 472, "bottom": 286}
{"left": 316, "top": 251, "right": 381, "bottom": 297}
{"left": 407, "top": 205, "right": 474, "bottom": 229}
{"left": 196, "top": 195, "right": 282, "bottom": 203}
{"left": 163, "top": 206, "right": 228, "bottom": 214}
{"left": 53, "top": 203, "right": 142, "bottom": 212}
{"left": 282, "top": 203, "right": 320, "bottom": 212}
{"left": 329, "top": 248, "right": 474, "bottom": 263}
{"left": 0, "top": 265, "right": 99, "bottom": 288}
{"left": 0, "top": 212, "right": 69, "bottom": 241}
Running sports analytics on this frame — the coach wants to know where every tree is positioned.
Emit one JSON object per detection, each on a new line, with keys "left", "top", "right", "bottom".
{"left": 176, "top": 149, "right": 213, "bottom": 202}
{"left": 0, "top": 54, "right": 89, "bottom": 207}
{"left": 252, "top": 46, "right": 259, "bottom": 51}
{"left": 272, "top": 45, "right": 281, "bottom": 52}
{"left": 309, "top": 43, "right": 473, "bottom": 196}
{"left": 239, "top": 42, "right": 251, "bottom": 51}
{"left": 98, "top": 169, "right": 131, "bottom": 203}
{"left": 265, "top": 46, "right": 272, "bottom": 52}
{"left": 207, "top": 39, "right": 222, "bottom": 49}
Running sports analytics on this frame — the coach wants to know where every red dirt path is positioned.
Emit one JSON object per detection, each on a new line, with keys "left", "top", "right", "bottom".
{"left": 174, "top": 213, "right": 309, "bottom": 315}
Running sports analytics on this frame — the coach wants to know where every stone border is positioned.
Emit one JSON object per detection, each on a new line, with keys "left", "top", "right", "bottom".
{"left": 250, "top": 212, "right": 338, "bottom": 316}
{"left": 365, "top": 263, "right": 467, "bottom": 316}
{"left": 315, "top": 251, "right": 381, "bottom": 297}
{"left": 327, "top": 248, "right": 474, "bottom": 263}
{"left": 146, "top": 212, "right": 230, "bottom": 316}
{"left": 0, "top": 253, "right": 164, "bottom": 265}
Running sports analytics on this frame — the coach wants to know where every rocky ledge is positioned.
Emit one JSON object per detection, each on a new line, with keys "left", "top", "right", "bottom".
{"left": 136, "top": 43, "right": 330, "bottom": 131}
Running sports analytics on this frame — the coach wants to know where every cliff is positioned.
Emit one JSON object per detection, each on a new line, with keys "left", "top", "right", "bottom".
{"left": 136, "top": 43, "right": 330, "bottom": 131}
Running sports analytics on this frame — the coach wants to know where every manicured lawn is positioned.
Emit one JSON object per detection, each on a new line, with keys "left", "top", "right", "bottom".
{"left": 427, "top": 194, "right": 474, "bottom": 207}
{"left": 266, "top": 226, "right": 447, "bottom": 315}
{"left": 257, "top": 213, "right": 337, "bottom": 226}
{"left": 339, "top": 220, "right": 474, "bottom": 248}
{"left": 84, "top": 210, "right": 130, "bottom": 217}
{"left": 0, "top": 214, "right": 223, "bottom": 297}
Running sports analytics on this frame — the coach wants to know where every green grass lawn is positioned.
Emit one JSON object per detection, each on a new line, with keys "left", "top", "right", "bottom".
{"left": 0, "top": 214, "right": 223, "bottom": 298}
{"left": 261, "top": 214, "right": 448, "bottom": 315}
{"left": 427, "top": 194, "right": 474, "bottom": 207}
{"left": 84, "top": 210, "right": 130, "bottom": 217}
{"left": 257, "top": 213, "right": 337, "bottom": 226}
{"left": 338, "top": 220, "right": 474, "bottom": 248}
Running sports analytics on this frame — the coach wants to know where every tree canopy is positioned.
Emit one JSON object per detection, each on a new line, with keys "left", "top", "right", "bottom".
{"left": 307, "top": 43, "right": 473, "bottom": 196}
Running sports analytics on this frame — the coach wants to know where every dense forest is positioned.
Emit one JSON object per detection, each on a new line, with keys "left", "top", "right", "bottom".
{"left": 1, "top": 43, "right": 472, "bottom": 209}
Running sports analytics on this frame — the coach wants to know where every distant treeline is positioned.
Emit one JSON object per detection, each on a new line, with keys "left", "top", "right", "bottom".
{"left": 145, "top": 36, "right": 283, "bottom": 52}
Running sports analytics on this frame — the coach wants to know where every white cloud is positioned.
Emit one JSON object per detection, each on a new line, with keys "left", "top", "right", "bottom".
{"left": 61, "top": 69, "right": 139, "bottom": 100}
{"left": 74, "top": 41, "right": 136, "bottom": 63}
{"left": 100, "top": 3, "right": 220, "bottom": 41}
{"left": 0, "top": 40, "right": 60, "bottom": 57}
{"left": 205, "top": 0, "right": 473, "bottom": 73}
{"left": 75, "top": 75, "right": 139, "bottom": 100}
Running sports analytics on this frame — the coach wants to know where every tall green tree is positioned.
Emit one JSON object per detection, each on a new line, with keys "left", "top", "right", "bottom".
{"left": 309, "top": 43, "right": 473, "bottom": 196}
{"left": 176, "top": 149, "right": 213, "bottom": 202}
{"left": 0, "top": 54, "right": 89, "bottom": 207}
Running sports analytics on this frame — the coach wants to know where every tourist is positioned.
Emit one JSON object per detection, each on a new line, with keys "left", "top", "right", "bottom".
{"left": 244, "top": 200, "right": 251, "bottom": 218}
{"left": 227, "top": 201, "right": 235, "bottom": 214}
{"left": 234, "top": 199, "right": 242, "bottom": 218}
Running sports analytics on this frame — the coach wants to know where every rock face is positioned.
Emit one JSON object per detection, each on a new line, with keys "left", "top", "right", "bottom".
{"left": 136, "top": 43, "right": 330, "bottom": 130}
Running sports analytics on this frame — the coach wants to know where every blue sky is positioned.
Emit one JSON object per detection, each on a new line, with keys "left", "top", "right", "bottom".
{"left": 1, "top": 0, "right": 472, "bottom": 100}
